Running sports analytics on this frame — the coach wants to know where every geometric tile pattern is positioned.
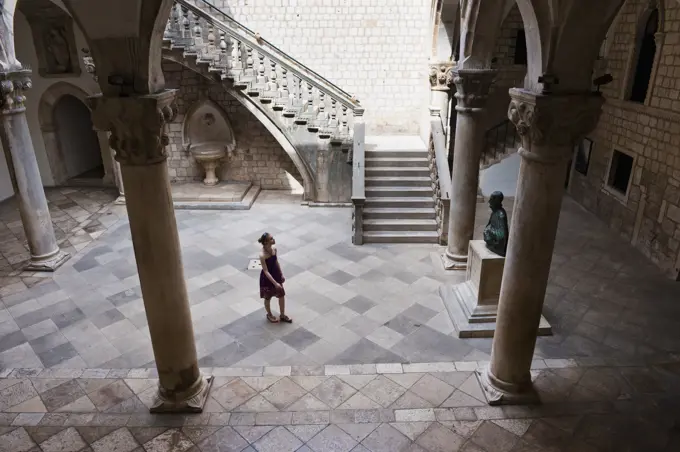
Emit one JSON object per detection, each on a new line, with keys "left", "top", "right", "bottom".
{"left": 2, "top": 190, "right": 680, "bottom": 373}
{"left": 1, "top": 362, "right": 680, "bottom": 451}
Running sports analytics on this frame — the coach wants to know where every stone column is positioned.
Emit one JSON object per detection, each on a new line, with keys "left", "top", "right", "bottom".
{"left": 111, "top": 157, "right": 126, "bottom": 205}
{"left": 0, "top": 69, "right": 69, "bottom": 271}
{"left": 444, "top": 68, "right": 496, "bottom": 270}
{"left": 478, "top": 89, "right": 603, "bottom": 404}
{"left": 429, "top": 61, "right": 454, "bottom": 137}
{"left": 95, "top": 129, "right": 115, "bottom": 186}
{"left": 89, "top": 90, "right": 212, "bottom": 413}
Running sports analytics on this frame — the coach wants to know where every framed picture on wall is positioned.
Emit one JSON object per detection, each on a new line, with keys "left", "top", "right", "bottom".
{"left": 574, "top": 138, "right": 593, "bottom": 175}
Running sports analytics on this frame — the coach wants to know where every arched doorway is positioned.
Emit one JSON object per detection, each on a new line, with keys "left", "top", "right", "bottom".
{"left": 53, "top": 94, "right": 103, "bottom": 183}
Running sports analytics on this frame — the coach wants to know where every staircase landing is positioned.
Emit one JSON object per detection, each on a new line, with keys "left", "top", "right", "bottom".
{"left": 362, "top": 136, "right": 438, "bottom": 244}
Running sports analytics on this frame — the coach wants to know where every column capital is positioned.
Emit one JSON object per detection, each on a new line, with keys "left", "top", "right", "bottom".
{"left": 88, "top": 90, "right": 178, "bottom": 166}
{"left": 453, "top": 68, "right": 496, "bottom": 113}
{"left": 0, "top": 69, "right": 32, "bottom": 115}
{"left": 429, "top": 61, "right": 455, "bottom": 92}
{"left": 508, "top": 88, "right": 604, "bottom": 162}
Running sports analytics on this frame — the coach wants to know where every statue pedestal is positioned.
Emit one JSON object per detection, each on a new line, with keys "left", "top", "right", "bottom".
{"left": 440, "top": 240, "right": 552, "bottom": 338}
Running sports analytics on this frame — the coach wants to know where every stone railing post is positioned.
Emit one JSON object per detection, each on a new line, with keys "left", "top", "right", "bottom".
{"left": 351, "top": 108, "right": 366, "bottom": 245}
{"left": 89, "top": 90, "right": 212, "bottom": 412}
{"left": 479, "top": 89, "right": 604, "bottom": 405}
{"left": 0, "top": 69, "right": 70, "bottom": 271}
{"left": 444, "top": 68, "right": 496, "bottom": 270}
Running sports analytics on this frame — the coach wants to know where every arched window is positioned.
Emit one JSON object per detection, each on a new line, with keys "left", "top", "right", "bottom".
{"left": 629, "top": 8, "right": 659, "bottom": 103}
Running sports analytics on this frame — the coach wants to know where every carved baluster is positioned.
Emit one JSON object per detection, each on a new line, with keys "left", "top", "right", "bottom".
{"left": 330, "top": 98, "right": 338, "bottom": 126}
{"left": 182, "top": 6, "right": 191, "bottom": 40}
{"left": 318, "top": 92, "right": 327, "bottom": 120}
{"left": 279, "top": 67, "right": 289, "bottom": 99}
{"left": 231, "top": 38, "right": 240, "bottom": 70}
{"left": 297, "top": 77, "right": 303, "bottom": 106}
{"left": 269, "top": 60, "right": 278, "bottom": 92}
{"left": 341, "top": 105, "right": 348, "bottom": 134}
{"left": 192, "top": 12, "right": 204, "bottom": 50}
{"left": 206, "top": 22, "right": 216, "bottom": 59}
{"left": 245, "top": 46, "right": 254, "bottom": 76}
{"left": 306, "top": 82, "right": 313, "bottom": 113}
{"left": 257, "top": 52, "right": 266, "bottom": 84}
{"left": 219, "top": 31, "right": 228, "bottom": 67}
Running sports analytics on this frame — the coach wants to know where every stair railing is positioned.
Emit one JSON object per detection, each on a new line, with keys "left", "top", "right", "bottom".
{"left": 429, "top": 107, "right": 452, "bottom": 245}
{"left": 481, "top": 118, "right": 520, "bottom": 170}
{"left": 351, "top": 113, "right": 366, "bottom": 245}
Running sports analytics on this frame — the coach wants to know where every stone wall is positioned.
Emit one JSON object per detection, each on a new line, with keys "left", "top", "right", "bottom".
{"left": 206, "top": 0, "right": 432, "bottom": 135}
{"left": 162, "top": 61, "right": 303, "bottom": 191}
{"left": 569, "top": 0, "right": 680, "bottom": 279}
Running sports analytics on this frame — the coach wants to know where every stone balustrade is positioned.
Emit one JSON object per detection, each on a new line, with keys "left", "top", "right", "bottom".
{"left": 428, "top": 108, "right": 452, "bottom": 245}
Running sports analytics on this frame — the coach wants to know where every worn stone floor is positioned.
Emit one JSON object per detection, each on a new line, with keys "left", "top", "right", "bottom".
{"left": 1, "top": 188, "right": 680, "bottom": 450}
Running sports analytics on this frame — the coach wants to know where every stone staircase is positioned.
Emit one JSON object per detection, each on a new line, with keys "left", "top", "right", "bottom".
{"left": 481, "top": 118, "right": 520, "bottom": 170}
{"left": 162, "top": 0, "right": 364, "bottom": 203}
{"left": 360, "top": 138, "right": 439, "bottom": 244}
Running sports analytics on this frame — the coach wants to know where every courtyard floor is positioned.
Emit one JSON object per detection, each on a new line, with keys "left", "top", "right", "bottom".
{"left": 0, "top": 188, "right": 679, "bottom": 451}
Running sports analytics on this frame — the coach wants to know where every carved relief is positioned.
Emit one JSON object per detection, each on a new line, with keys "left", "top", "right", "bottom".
{"left": 429, "top": 61, "right": 455, "bottom": 91}
{"left": 507, "top": 88, "right": 604, "bottom": 159}
{"left": 0, "top": 69, "right": 32, "bottom": 114}
{"left": 18, "top": 0, "right": 81, "bottom": 77}
{"left": 88, "top": 91, "right": 178, "bottom": 166}
{"left": 452, "top": 68, "right": 496, "bottom": 111}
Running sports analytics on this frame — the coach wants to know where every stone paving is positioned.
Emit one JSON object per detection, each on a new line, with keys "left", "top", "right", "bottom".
{"left": 1, "top": 191, "right": 680, "bottom": 371}
{"left": 1, "top": 359, "right": 679, "bottom": 451}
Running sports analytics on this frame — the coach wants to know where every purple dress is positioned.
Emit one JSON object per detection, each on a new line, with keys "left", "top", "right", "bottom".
{"left": 260, "top": 253, "right": 285, "bottom": 299}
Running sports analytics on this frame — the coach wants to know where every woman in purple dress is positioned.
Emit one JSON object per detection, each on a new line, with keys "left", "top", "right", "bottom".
{"left": 258, "top": 232, "right": 292, "bottom": 323}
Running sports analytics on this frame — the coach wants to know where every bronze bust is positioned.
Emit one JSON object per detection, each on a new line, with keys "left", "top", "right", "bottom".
{"left": 483, "top": 191, "right": 509, "bottom": 257}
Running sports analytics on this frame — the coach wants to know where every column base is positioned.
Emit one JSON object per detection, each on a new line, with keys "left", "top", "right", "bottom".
{"left": 150, "top": 375, "right": 214, "bottom": 413}
{"left": 114, "top": 195, "right": 126, "bottom": 205}
{"left": 476, "top": 367, "right": 540, "bottom": 406}
{"left": 25, "top": 250, "right": 70, "bottom": 272}
{"left": 442, "top": 251, "right": 468, "bottom": 270}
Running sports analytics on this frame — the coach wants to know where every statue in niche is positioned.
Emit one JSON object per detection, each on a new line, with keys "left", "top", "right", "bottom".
{"left": 44, "top": 25, "right": 72, "bottom": 73}
{"left": 483, "top": 191, "right": 509, "bottom": 257}
{"left": 0, "top": 0, "right": 22, "bottom": 71}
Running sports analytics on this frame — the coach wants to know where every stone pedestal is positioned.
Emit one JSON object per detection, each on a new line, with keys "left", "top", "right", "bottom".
{"left": 441, "top": 240, "right": 551, "bottom": 338}
{"left": 0, "top": 69, "right": 69, "bottom": 271}
{"left": 444, "top": 69, "right": 496, "bottom": 270}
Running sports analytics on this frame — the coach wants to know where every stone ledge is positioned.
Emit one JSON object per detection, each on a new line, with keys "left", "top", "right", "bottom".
{"left": 2, "top": 354, "right": 678, "bottom": 380}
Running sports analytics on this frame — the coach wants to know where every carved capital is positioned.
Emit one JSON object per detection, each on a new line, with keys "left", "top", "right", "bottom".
{"left": 88, "top": 90, "right": 178, "bottom": 166}
{"left": 0, "top": 69, "right": 32, "bottom": 115}
{"left": 453, "top": 68, "right": 496, "bottom": 112}
{"left": 429, "top": 61, "right": 455, "bottom": 91}
{"left": 508, "top": 88, "right": 604, "bottom": 162}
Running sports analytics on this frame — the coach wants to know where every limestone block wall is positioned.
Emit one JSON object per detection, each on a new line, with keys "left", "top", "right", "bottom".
{"left": 206, "top": 0, "right": 432, "bottom": 135}
{"left": 485, "top": 5, "right": 526, "bottom": 131}
{"left": 162, "top": 62, "right": 303, "bottom": 191}
{"left": 569, "top": 0, "right": 680, "bottom": 278}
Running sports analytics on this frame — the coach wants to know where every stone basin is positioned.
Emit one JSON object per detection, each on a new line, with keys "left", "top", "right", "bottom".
{"left": 190, "top": 142, "right": 227, "bottom": 186}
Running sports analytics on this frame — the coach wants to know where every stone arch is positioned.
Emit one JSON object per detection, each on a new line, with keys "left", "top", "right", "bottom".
{"left": 623, "top": 0, "right": 664, "bottom": 103}
{"left": 38, "top": 82, "right": 106, "bottom": 185}
{"left": 162, "top": 55, "right": 316, "bottom": 201}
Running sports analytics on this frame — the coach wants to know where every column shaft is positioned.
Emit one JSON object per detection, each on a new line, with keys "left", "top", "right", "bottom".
{"left": 0, "top": 70, "right": 69, "bottom": 271}
{"left": 444, "top": 69, "right": 496, "bottom": 270}
{"left": 89, "top": 91, "right": 211, "bottom": 412}
{"left": 479, "top": 89, "right": 604, "bottom": 405}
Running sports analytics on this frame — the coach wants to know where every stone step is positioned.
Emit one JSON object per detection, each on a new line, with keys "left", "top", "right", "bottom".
{"left": 362, "top": 231, "right": 440, "bottom": 243}
{"left": 365, "top": 167, "right": 431, "bottom": 177}
{"left": 365, "top": 197, "right": 434, "bottom": 208}
{"left": 366, "top": 149, "right": 428, "bottom": 159}
{"left": 365, "top": 186, "right": 433, "bottom": 197}
{"left": 363, "top": 208, "right": 436, "bottom": 220}
{"left": 363, "top": 219, "right": 438, "bottom": 232}
{"left": 365, "top": 177, "right": 431, "bottom": 187}
{"left": 365, "top": 157, "right": 429, "bottom": 168}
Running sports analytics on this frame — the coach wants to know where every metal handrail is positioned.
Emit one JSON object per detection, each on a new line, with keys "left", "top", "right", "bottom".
{"left": 176, "top": 0, "right": 361, "bottom": 111}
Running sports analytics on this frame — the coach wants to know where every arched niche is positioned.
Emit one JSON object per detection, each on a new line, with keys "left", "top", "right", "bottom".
{"left": 38, "top": 82, "right": 111, "bottom": 185}
{"left": 624, "top": 1, "right": 664, "bottom": 104}
{"left": 181, "top": 98, "right": 236, "bottom": 154}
